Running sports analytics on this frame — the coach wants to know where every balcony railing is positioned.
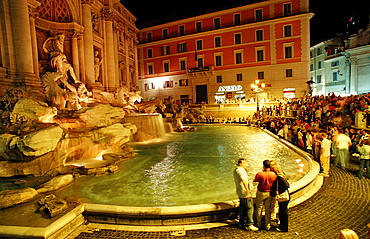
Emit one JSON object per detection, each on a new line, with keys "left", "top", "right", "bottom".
{"left": 186, "top": 66, "right": 214, "bottom": 78}
{"left": 187, "top": 66, "right": 210, "bottom": 73}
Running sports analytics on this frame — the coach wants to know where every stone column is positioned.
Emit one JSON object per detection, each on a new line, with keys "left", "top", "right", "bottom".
{"left": 103, "top": 8, "right": 116, "bottom": 91}
{"left": 133, "top": 35, "right": 139, "bottom": 88}
{"left": 78, "top": 37, "right": 85, "bottom": 83}
{"left": 81, "top": 0, "right": 95, "bottom": 87}
{"left": 29, "top": 8, "right": 39, "bottom": 77}
{"left": 70, "top": 31, "right": 80, "bottom": 80}
{"left": 9, "top": 0, "right": 38, "bottom": 86}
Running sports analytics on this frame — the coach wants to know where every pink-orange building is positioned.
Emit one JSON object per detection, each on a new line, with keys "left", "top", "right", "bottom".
{"left": 137, "top": 0, "right": 313, "bottom": 104}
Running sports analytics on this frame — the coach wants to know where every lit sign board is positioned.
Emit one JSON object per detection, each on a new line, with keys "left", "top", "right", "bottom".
{"left": 218, "top": 85, "right": 242, "bottom": 92}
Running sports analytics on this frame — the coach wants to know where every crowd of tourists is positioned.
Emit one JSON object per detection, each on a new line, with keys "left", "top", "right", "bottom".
{"left": 256, "top": 93, "right": 370, "bottom": 179}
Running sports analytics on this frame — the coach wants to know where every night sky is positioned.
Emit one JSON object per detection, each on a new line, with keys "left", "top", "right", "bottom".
{"left": 122, "top": 0, "right": 370, "bottom": 45}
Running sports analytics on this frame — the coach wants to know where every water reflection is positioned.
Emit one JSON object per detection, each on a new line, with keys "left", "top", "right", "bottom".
{"left": 144, "top": 142, "right": 182, "bottom": 205}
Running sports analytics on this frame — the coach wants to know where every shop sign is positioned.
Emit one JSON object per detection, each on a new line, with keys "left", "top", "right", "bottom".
{"left": 218, "top": 85, "right": 242, "bottom": 92}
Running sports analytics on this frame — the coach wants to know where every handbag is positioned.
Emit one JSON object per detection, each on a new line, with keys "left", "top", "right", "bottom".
{"left": 276, "top": 189, "right": 289, "bottom": 202}
{"left": 276, "top": 178, "right": 289, "bottom": 202}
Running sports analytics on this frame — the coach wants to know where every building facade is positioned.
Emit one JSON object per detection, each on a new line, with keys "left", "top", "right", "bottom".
{"left": 310, "top": 23, "right": 370, "bottom": 96}
{"left": 137, "top": 0, "right": 313, "bottom": 104}
{"left": 0, "top": 0, "right": 138, "bottom": 96}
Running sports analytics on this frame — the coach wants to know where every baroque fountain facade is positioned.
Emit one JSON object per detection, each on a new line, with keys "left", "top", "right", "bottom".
{"left": 0, "top": 0, "right": 143, "bottom": 179}
{"left": 0, "top": 0, "right": 204, "bottom": 210}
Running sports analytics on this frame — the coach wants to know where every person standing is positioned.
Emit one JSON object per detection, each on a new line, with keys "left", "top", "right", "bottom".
{"left": 270, "top": 165, "right": 290, "bottom": 232}
{"left": 356, "top": 139, "right": 370, "bottom": 179}
{"left": 336, "top": 128, "right": 352, "bottom": 169}
{"left": 253, "top": 160, "right": 277, "bottom": 230}
{"left": 320, "top": 132, "right": 332, "bottom": 177}
{"left": 233, "top": 158, "right": 259, "bottom": 231}
{"left": 306, "top": 130, "right": 313, "bottom": 155}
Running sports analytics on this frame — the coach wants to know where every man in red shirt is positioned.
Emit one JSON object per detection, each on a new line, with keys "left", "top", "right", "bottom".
{"left": 253, "top": 160, "right": 277, "bottom": 230}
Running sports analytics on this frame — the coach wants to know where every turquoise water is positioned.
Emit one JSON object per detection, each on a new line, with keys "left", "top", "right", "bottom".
{"left": 57, "top": 126, "right": 309, "bottom": 207}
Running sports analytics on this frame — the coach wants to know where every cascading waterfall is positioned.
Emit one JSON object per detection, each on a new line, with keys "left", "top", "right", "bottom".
{"left": 124, "top": 113, "right": 167, "bottom": 142}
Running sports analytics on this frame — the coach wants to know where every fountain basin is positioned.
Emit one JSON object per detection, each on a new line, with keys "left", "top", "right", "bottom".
{"left": 0, "top": 126, "right": 321, "bottom": 238}
{"left": 81, "top": 130, "right": 320, "bottom": 226}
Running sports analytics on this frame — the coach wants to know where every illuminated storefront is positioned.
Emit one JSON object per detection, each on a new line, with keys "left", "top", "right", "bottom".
{"left": 215, "top": 85, "right": 246, "bottom": 103}
{"left": 283, "top": 88, "right": 296, "bottom": 99}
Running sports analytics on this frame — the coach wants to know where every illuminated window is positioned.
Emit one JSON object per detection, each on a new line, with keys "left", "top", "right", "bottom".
{"left": 179, "top": 79, "right": 188, "bottom": 86}
{"left": 164, "top": 80, "right": 173, "bottom": 88}
{"left": 144, "top": 82, "right": 155, "bottom": 90}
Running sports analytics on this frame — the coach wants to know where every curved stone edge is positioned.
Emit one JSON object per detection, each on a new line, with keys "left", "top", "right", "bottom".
{"left": 0, "top": 204, "right": 84, "bottom": 239}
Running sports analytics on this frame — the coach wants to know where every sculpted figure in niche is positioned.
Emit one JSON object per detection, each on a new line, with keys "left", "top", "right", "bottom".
{"left": 94, "top": 51, "right": 102, "bottom": 82}
{"left": 42, "top": 33, "right": 82, "bottom": 110}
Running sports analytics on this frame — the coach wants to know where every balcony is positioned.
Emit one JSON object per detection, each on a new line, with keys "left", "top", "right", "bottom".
{"left": 187, "top": 66, "right": 214, "bottom": 78}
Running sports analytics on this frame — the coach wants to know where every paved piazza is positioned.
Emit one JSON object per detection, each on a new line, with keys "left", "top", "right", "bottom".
{"left": 71, "top": 160, "right": 370, "bottom": 239}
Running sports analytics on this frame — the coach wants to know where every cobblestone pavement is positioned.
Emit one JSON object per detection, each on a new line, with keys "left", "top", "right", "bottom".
{"left": 73, "top": 160, "right": 370, "bottom": 239}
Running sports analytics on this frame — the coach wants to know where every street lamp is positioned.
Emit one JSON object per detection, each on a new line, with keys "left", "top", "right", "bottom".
{"left": 251, "top": 79, "right": 265, "bottom": 111}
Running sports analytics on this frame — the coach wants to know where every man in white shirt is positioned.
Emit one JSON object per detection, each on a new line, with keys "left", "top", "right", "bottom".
{"left": 233, "top": 158, "right": 259, "bottom": 231}
{"left": 336, "top": 128, "right": 352, "bottom": 169}
{"left": 320, "top": 132, "right": 332, "bottom": 177}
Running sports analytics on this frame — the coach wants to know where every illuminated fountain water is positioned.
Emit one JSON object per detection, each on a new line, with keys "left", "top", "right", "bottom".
{"left": 43, "top": 125, "right": 319, "bottom": 235}
{"left": 123, "top": 113, "right": 167, "bottom": 142}
{"left": 56, "top": 125, "right": 314, "bottom": 207}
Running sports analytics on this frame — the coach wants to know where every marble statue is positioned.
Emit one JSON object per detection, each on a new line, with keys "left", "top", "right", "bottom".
{"left": 94, "top": 51, "right": 102, "bottom": 82}
{"left": 42, "top": 33, "right": 88, "bottom": 110}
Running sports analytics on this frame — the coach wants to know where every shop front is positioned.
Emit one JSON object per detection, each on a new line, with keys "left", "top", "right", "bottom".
{"left": 214, "top": 85, "right": 246, "bottom": 103}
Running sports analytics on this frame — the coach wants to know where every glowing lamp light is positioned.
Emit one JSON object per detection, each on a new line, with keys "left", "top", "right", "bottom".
{"left": 250, "top": 79, "right": 265, "bottom": 111}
